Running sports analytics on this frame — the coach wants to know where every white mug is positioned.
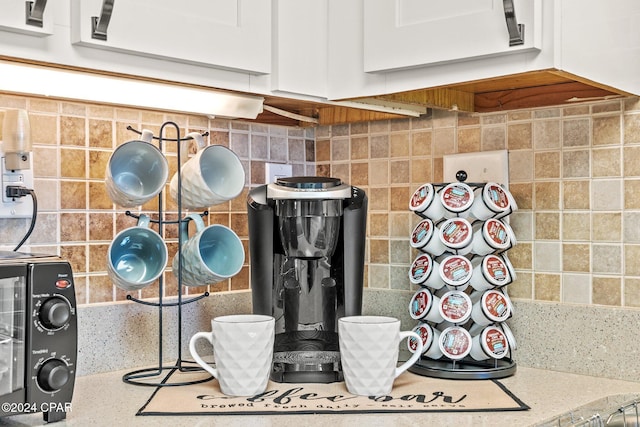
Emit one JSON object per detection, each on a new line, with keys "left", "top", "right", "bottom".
{"left": 189, "top": 314, "right": 275, "bottom": 396}
{"left": 338, "top": 316, "right": 423, "bottom": 396}
{"left": 105, "top": 129, "right": 169, "bottom": 207}
{"left": 172, "top": 213, "right": 244, "bottom": 287}
{"left": 169, "top": 132, "right": 245, "bottom": 209}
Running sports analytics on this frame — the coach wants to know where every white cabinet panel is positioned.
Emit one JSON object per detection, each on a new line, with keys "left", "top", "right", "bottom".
{"left": 363, "top": 0, "right": 542, "bottom": 72}
{"left": 70, "top": 0, "right": 271, "bottom": 74}
{"left": 0, "top": 0, "right": 54, "bottom": 36}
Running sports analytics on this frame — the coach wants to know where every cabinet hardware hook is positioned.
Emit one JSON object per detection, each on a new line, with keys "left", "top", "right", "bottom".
{"left": 91, "top": 0, "right": 114, "bottom": 41}
{"left": 25, "top": 0, "right": 47, "bottom": 28}
{"left": 502, "top": 0, "right": 525, "bottom": 46}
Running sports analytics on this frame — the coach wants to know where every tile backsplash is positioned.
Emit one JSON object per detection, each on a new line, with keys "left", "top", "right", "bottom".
{"left": 2, "top": 93, "right": 640, "bottom": 312}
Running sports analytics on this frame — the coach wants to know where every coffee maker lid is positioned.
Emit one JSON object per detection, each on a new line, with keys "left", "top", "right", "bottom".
{"left": 267, "top": 176, "right": 352, "bottom": 200}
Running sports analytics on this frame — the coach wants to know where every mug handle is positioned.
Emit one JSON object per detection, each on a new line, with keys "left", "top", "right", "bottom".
{"left": 189, "top": 331, "right": 218, "bottom": 379}
{"left": 179, "top": 213, "right": 206, "bottom": 244}
{"left": 394, "top": 331, "right": 424, "bottom": 379}
{"left": 140, "top": 129, "right": 154, "bottom": 143}
{"left": 177, "top": 132, "right": 208, "bottom": 168}
{"left": 137, "top": 214, "right": 150, "bottom": 228}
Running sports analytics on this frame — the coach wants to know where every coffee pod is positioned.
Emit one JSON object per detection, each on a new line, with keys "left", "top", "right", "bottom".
{"left": 409, "top": 288, "right": 444, "bottom": 323}
{"left": 438, "top": 217, "right": 473, "bottom": 255}
{"left": 471, "top": 218, "right": 514, "bottom": 255}
{"left": 440, "top": 182, "right": 474, "bottom": 218}
{"left": 498, "top": 322, "right": 518, "bottom": 351}
{"left": 409, "top": 183, "right": 445, "bottom": 220}
{"left": 438, "top": 254, "right": 473, "bottom": 291}
{"left": 410, "top": 218, "right": 447, "bottom": 256}
{"left": 469, "top": 325, "right": 510, "bottom": 361}
{"left": 469, "top": 254, "right": 512, "bottom": 291}
{"left": 438, "top": 290, "right": 473, "bottom": 325}
{"left": 470, "top": 182, "right": 514, "bottom": 220}
{"left": 409, "top": 253, "right": 443, "bottom": 289}
{"left": 438, "top": 326, "right": 472, "bottom": 361}
{"left": 408, "top": 323, "right": 443, "bottom": 360}
{"left": 470, "top": 289, "right": 512, "bottom": 332}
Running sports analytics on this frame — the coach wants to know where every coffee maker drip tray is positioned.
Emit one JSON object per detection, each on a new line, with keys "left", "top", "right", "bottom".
{"left": 271, "top": 330, "right": 343, "bottom": 383}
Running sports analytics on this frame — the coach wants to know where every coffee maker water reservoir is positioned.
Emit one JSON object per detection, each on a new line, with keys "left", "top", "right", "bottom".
{"left": 247, "top": 177, "right": 367, "bottom": 383}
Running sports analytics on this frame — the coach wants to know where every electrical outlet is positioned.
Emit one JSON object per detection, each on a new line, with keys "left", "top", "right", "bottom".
{"left": 0, "top": 156, "right": 34, "bottom": 218}
{"left": 443, "top": 150, "right": 509, "bottom": 186}
{"left": 265, "top": 163, "right": 293, "bottom": 184}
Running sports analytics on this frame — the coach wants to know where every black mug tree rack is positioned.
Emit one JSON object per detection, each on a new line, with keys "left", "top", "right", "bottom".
{"left": 120, "top": 122, "right": 216, "bottom": 387}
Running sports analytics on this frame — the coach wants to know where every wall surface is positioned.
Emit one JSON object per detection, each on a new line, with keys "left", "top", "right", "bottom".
{"left": 0, "top": 94, "right": 315, "bottom": 304}
{"left": 316, "top": 98, "right": 640, "bottom": 309}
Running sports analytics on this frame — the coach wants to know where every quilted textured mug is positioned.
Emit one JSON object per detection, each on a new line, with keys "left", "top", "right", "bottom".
{"left": 169, "top": 132, "right": 245, "bottom": 210}
{"left": 172, "top": 213, "right": 244, "bottom": 287}
{"left": 189, "top": 314, "right": 275, "bottom": 396}
{"left": 338, "top": 316, "right": 423, "bottom": 396}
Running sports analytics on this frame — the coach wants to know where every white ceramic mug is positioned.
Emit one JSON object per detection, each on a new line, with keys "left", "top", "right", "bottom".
{"left": 169, "top": 132, "right": 245, "bottom": 210}
{"left": 189, "top": 314, "right": 275, "bottom": 396}
{"left": 338, "top": 316, "right": 423, "bottom": 396}
{"left": 105, "top": 129, "right": 169, "bottom": 207}
{"left": 172, "top": 213, "right": 244, "bottom": 287}
{"left": 107, "top": 214, "right": 168, "bottom": 291}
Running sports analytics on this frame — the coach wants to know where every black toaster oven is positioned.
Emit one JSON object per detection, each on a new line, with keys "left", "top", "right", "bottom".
{"left": 0, "top": 251, "right": 77, "bottom": 423}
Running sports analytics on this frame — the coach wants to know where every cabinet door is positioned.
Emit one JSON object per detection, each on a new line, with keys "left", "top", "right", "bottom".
{"left": 70, "top": 0, "right": 271, "bottom": 74}
{"left": 0, "top": 0, "right": 54, "bottom": 36}
{"left": 363, "top": 0, "right": 542, "bottom": 72}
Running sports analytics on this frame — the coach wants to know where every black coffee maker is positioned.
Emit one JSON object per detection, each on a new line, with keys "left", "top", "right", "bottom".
{"left": 247, "top": 177, "right": 367, "bottom": 383}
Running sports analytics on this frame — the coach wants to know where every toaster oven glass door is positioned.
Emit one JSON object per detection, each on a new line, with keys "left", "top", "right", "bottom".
{"left": 0, "top": 266, "right": 26, "bottom": 398}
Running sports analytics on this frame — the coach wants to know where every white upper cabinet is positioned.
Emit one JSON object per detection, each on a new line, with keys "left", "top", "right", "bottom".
{"left": 363, "top": 0, "right": 542, "bottom": 72}
{"left": 0, "top": 0, "right": 55, "bottom": 36}
{"left": 70, "top": 0, "right": 271, "bottom": 74}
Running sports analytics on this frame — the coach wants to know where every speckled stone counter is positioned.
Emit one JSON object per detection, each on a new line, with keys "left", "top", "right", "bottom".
{"left": 1, "top": 366, "right": 639, "bottom": 426}
{"left": 73, "top": 289, "right": 640, "bottom": 383}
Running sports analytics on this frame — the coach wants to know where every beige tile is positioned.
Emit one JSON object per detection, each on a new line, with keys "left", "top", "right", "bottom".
{"left": 593, "top": 115, "right": 621, "bottom": 146}
{"left": 371, "top": 134, "right": 390, "bottom": 158}
{"left": 592, "top": 179, "right": 621, "bottom": 211}
{"left": 534, "top": 108, "right": 560, "bottom": 119}
{"left": 510, "top": 211, "right": 533, "bottom": 240}
{"left": 592, "top": 101, "right": 621, "bottom": 114}
{"left": 562, "top": 150, "right": 590, "bottom": 178}
{"left": 481, "top": 126, "right": 506, "bottom": 151}
{"left": 481, "top": 113, "right": 506, "bottom": 125}
{"left": 624, "top": 180, "right": 640, "bottom": 209}
{"left": 351, "top": 162, "right": 369, "bottom": 187}
{"left": 563, "top": 105, "right": 590, "bottom": 116}
{"left": 331, "top": 137, "right": 349, "bottom": 161}
{"left": 562, "top": 243, "right": 590, "bottom": 272}
{"left": 61, "top": 181, "right": 86, "bottom": 210}
{"left": 369, "top": 160, "right": 389, "bottom": 185}
{"left": 534, "top": 181, "right": 560, "bottom": 210}
{"left": 508, "top": 111, "right": 532, "bottom": 121}
{"left": 592, "top": 244, "right": 622, "bottom": 274}
{"left": 30, "top": 114, "right": 57, "bottom": 145}
{"left": 60, "top": 213, "right": 86, "bottom": 242}
{"left": 508, "top": 242, "right": 532, "bottom": 270}
{"left": 33, "top": 146, "right": 58, "bottom": 178}
{"left": 562, "top": 273, "right": 591, "bottom": 304}
{"left": 623, "top": 146, "right": 640, "bottom": 176}
{"left": 60, "top": 116, "right": 86, "bottom": 146}
{"left": 507, "top": 122, "right": 532, "bottom": 150}
{"left": 315, "top": 139, "right": 330, "bottom": 162}
{"left": 624, "top": 278, "right": 640, "bottom": 307}
{"left": 624, "top": 245, "right": 640, "bottom": 276}
{"left": 624, "top": 212, "right": 640, "bottom": 243}
{"left": 368, "top": 188, "right": 389, "bottom": 211}
{"left": 562, "top": 212, "right": 591, "bottom": 241}
{"left": 592, "top": 276, "right": 621, "bottom": 306}
{"left": 30, "top": 213, "right": 57, "bottom": 244}
{"left": 623, "top": 114, "right": 640, "bottom": 144}
{"left": 351, "top": 122, "right": 369, "bottom": 135}
{"left": 507, "top": 271, "right": 532, "bottom": 299}
{"left": 534, "top": 151, "right": 560, "bottom": 179}
{"left": 88, "top": 181, "right": 111, "bottom": 210}
{"left": 535, "top": 212, "right": 560, "bottom": 240}
{"left": 390, "top": 160, "right": 410, "bottom": 184}
{"left": 533, "top": 120, "right": 560, "bottom": 149}
{"left": 390, "top": 212, "right": 411, "bottom": 238}
{"left": 433, "top": 128, "right": 455, "bottom": 156}
{"left": 508, "top": 150, "right": 534, "bottom": 182}
{"left": 457, "top": 113, "right": 480, "bottom": 126}
{"left": 390, "top": 186, "right": 410, "bottom": 212}
{"left": 87, "top": 275, "right": 116, "bottom": 304}
{"left": 410, "top": 158, "right": 432, "bottom": 186}
{"left": 369, "top": 239, "right": 389, "bottom": 264}
{"left": 390, "top": 265, "right": 411, "bottom": 290}
{"left": 368, "top": 264, "right": 389, "bottom": 289}
{"left": 563, "top": 180, "right": 590, "bottom": 210}
{"left": 535, "top": 241, "right": 561, "bottom": 272}
{"left": 369, "top": 213, "right": 389, "bottom": 237}
{"left": 458, "top": 127, "right": 481, "bottom": 153}
{"left": 411, "top": 131, "right": 431, "bottom": 157}
{"left": 351, "top": 136, "right": 369, "bottom": 160}
{"left": 509, "top": 183, "right": 533, "bottom": 210}
{"left": 389, "top": 239, "right": 409, "bottom": 264}
{"left": 592, "top": 147, "right": 621, "bottom": 177}
{"left": 534, "top": 273, "right": 561, "bottom": 301}
{"left": 33, "top": 179, "right": 58, "bottom": 211}
{"left": 592, "top": 212, "right": 621, "bottom": 242}
{"left": 390, "top": 133, "right": 409, "bottom": 158}
{"left": 563, "top": 118, "right": 590, "bottom": 147}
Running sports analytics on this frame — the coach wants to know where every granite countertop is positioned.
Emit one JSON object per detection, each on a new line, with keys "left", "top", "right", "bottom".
{"left": 1, "top": 366, "right": 639, "bottom": 427}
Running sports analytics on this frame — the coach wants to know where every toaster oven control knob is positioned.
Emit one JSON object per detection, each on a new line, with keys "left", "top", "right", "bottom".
{"left": 39, "top": 297, "right": 71, "bottom": 330}
{"left": 37, "top": 359, "right": 70, "bottom": 392}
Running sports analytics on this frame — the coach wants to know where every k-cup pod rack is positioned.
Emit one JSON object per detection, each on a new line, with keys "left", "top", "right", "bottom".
{"left": 407, "top": 181, "right": 518, "bottom": 380}
{"left": 108, "top": 123, "right": 244, "bottom": 388}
